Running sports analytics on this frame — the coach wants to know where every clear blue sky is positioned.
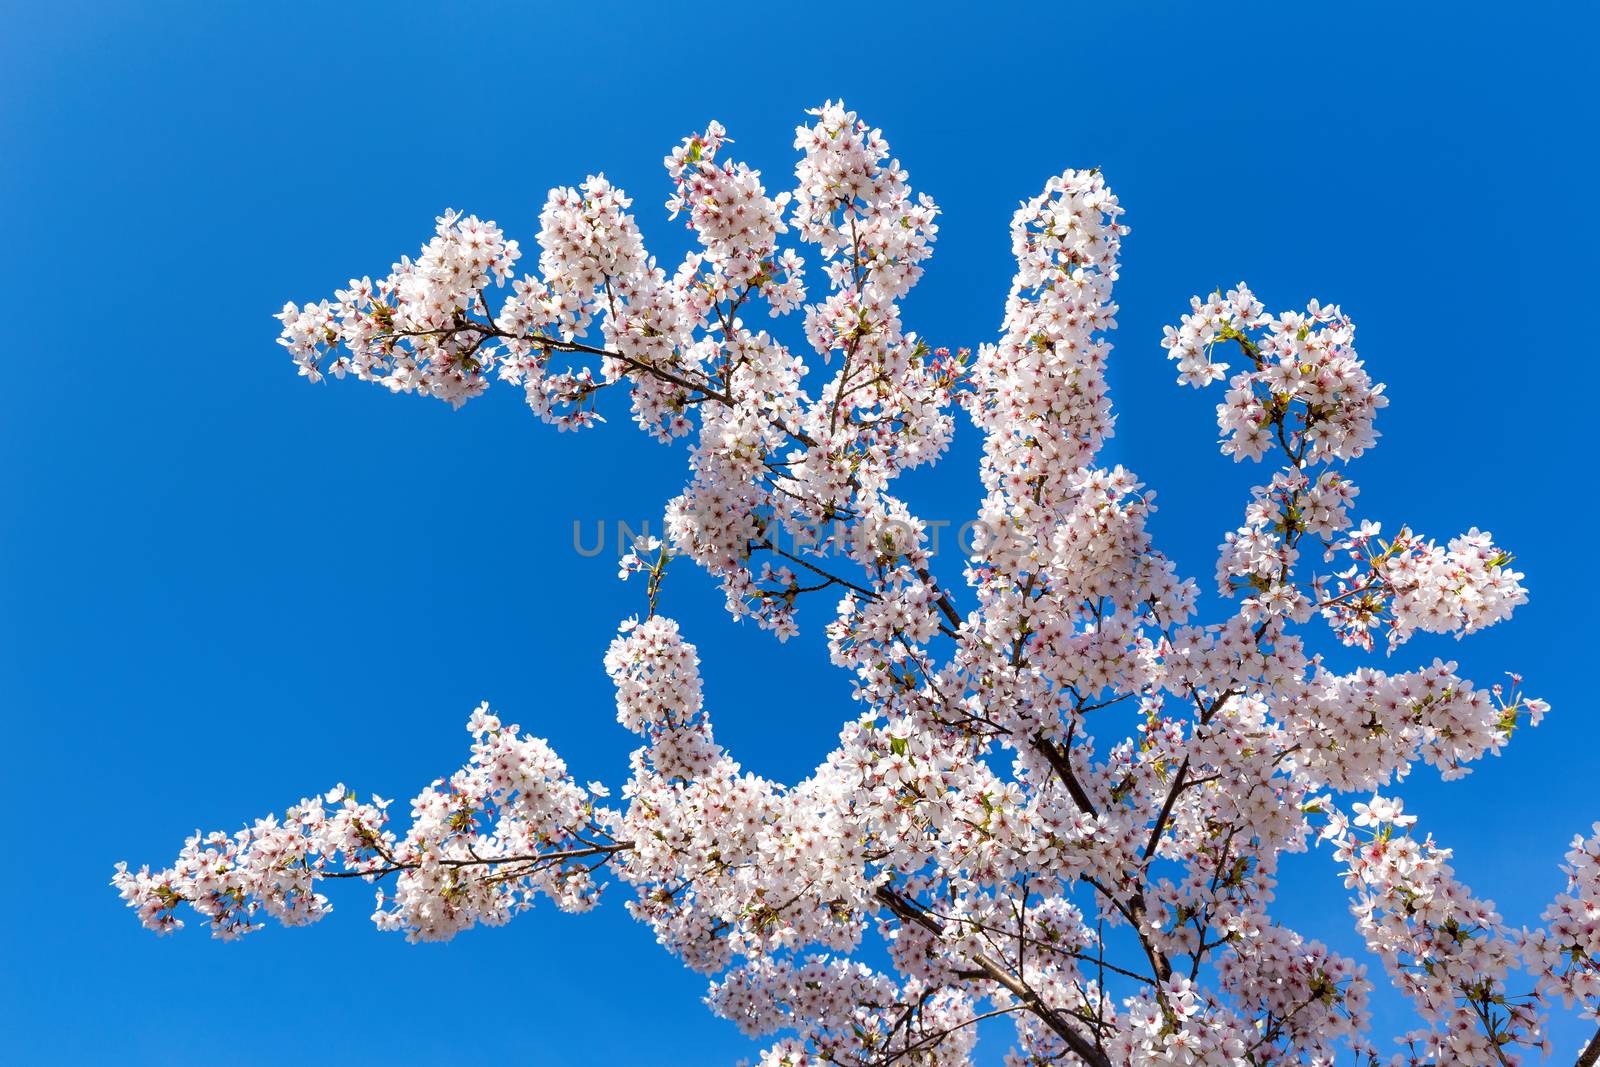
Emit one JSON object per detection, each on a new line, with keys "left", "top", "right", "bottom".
{"left": 3, "top": 2, "right": 1595, "bottom": 1062}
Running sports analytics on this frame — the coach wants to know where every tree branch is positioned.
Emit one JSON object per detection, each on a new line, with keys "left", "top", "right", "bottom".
{"left": 875, "top": 886, "right": 1112, "bottom": 1067}
{"left": 1577, "top": 1025, "right": 1600, "bottom": 1067}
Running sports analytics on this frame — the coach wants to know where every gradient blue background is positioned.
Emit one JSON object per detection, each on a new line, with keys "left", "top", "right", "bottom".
{"left": 3, "top": 2, "right": 1595, "bottom": 1062}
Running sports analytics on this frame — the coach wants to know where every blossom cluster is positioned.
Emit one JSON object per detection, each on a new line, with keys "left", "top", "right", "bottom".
{"left": 1161, "top": 284, "right": 1385, "bottom": 463}
{"left": 1325, "top": 799, "right": 1547, "bottom": 1063}
{"left": 1526, "top": 824, "right": 1600, "bottom": 1018}
{"left": 115, "top": 703, "right": 625, "bottom": 944}
{"left": 1319, "top": 521, "right": 1529, "bottom": 651}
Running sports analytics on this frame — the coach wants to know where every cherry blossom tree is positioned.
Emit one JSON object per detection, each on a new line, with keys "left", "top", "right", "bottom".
{"left": 115, "top": 103, "right": 1597, "bottom": 1067}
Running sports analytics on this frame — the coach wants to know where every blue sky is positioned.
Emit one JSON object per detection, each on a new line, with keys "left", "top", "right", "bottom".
{"left": 3, "top": 2, "right": 1595, "bottom": 1062}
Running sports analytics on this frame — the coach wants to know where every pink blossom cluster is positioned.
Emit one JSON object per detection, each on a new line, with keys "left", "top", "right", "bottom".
{"left": 1161, "top": 284, "right": 1385, "bottom": 463}
{"left": 115, "top": 703, "right": 625, "bottom": 944}
{"left": 1318, "top": 521, "right": 1530, "bottom": 651}
{"left": 1525, "top": 824, "right": 1600, "bottom": 1019}
{"left": 1324, "top": 799, "right": 1547, "bottom": 1063}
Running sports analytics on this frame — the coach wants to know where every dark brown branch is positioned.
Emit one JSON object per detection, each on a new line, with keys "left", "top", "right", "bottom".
{"left": 1577, "top": 1025, "right": 1600, "bottom": 1067}
{"left": 318, "top": 841, "right": 633, "bottom": 881}
{"left": 875, "top": 886, "right": 1112, "bottom": 1067}
{"left": 1031, "top": 733, "right": 1098, "bottom": 818}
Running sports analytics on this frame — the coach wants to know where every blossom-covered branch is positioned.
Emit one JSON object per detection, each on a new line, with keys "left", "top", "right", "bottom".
{"left": 118, "top": 102, "right": 1588, "bottom": 1066}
